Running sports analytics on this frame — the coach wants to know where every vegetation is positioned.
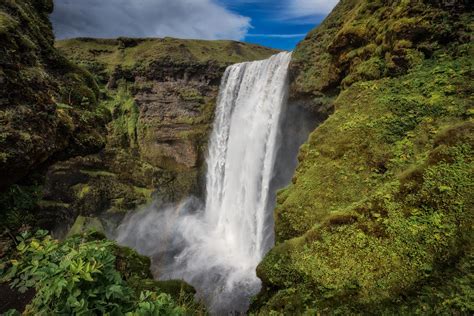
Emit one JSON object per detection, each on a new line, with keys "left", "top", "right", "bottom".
{"left": 1, "top": 0, "right": 472, "bottom": 314}
{"left": 0, "top": 0, "right": 109, "bottom": 190}
{"left": 104, "top": 84, "right": 141, "bottom": 149}
{"left": 0, "top": 231, "right": 202, "bottom": 315}
{"left": 0, "top": 184, "right": 42, "bottom": 232}
{"left": 252, "top": 1, "right": 473, "bottom": 314}
{"left": 56, "top": 37, "right": 278, "bottom": 79}
{"left": 290, "top": 0, "right": 472, "bottom": 111}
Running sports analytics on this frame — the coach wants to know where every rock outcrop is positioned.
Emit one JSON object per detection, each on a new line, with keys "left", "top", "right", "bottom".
{"left": 0, "top": 0, "right": 108, "bottom": 191}
{"left": 289, "top": 0, "right": 472, "bottom": 116}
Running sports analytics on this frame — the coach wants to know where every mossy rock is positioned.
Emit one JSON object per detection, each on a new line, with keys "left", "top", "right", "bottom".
{"left": 66, "top": 216, "right": 105, "bottom": 238}
{"left": 289, "top": 0, "right": 473, "bottom": 113}
{"left": 114, "top": 244, "right": 153, "bottom": 280}
{"left": 113, "top": 244, "right": 196, "bottom": 303}
{"left": 0, "top": 0, "right": 108, "bottom": 190}
{"left": 253, "top": 1, "right": 474, "bottom": 314}
{"left": 0, "top": 11, "right": 18, "bottom": 34}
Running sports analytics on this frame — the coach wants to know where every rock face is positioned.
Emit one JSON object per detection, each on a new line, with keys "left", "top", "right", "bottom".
{"left": 0, "top": 0, "right": 108, "bottom": 190}
{"left": 0, "top": 3, "right": 277, "bottom": 232}
{"left": 30, "top": 38, "right": 278, "bottom": 229}
{"left": 252, "top": 1, "right": 473, "bottom": 314}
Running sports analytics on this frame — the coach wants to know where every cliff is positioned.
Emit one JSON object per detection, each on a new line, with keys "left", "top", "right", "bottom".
{"left": 0, "top": 2, "right": 277, "bottom": 232}
{"left": 253, "top": 0, "right": 473, "bottom": 314}
{"left": 0, "top": 0, "right": 108, "bottom": 190}
{"left": 2, "top": 0, "right": 472, "bottom": 314}
{"left": 35, "top": 38, "right": 278, "bottom": 230}
{"left": 55, "top": 37, "right": 276, "bottom": 192}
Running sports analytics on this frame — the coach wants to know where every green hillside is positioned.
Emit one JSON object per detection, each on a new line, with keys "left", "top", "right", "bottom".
{"left": 253, "top": 1, "right": 473, "bottom": 314}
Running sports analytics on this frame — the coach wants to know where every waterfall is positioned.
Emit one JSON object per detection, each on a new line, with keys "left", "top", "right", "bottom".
{"left": 116, "top": 52, "right": 292, "bottom": 314}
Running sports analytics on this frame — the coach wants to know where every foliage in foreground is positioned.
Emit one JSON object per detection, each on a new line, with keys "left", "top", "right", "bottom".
{"left": 0, "top": 231, "right": 197, "bottom": 315}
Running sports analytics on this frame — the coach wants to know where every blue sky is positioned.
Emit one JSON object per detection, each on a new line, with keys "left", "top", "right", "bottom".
{"left": 51, "top": 0, "right": 339, "bottom": 51}
{"left": 222, "top": 0, "right": 330, "bottom": 50}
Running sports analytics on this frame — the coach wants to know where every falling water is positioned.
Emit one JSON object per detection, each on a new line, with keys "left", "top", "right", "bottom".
{"left": 116, "top": 52, "right": 292, "bottom": 314}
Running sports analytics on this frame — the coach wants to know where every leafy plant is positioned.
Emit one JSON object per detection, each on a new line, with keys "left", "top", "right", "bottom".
{"left": 1, "top": 231, "right": 190, "bottom": 315}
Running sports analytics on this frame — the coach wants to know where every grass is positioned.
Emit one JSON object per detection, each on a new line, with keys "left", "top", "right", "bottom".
{"left": 0, "top": 11, "right": 18, "bottom": 34}
{"left": 55, "top": 37, "right": 279, "bottom": 77}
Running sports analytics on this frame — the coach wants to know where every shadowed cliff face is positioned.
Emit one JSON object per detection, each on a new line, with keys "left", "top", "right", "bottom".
{"left": 0, "top": 0, "right": 108, "bottom": 190}
{"left": 253, "top": 0, "right": 473, "bottom": 314}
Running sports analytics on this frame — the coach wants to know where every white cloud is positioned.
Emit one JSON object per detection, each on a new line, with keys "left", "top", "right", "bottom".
{"left": 51, "top": 0, "right": 251, "bottom": 40}
{"left": 286, "top": 0, "right": 339, "bottom": 19}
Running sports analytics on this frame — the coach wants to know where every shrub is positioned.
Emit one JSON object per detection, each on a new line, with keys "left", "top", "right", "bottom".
{"left": 1, "top": 231, "right": 189, "bottom": 315}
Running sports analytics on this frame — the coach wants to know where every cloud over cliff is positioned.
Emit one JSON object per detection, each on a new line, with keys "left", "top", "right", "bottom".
{"left": 284, "top": 0, "right": 339, "bottom": 22}
{"left": 51, "top": 0, "right": 251, "bottom": 40}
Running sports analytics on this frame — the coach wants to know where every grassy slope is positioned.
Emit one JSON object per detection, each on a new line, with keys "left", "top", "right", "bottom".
{"left": 56, "top": 37, "right": 279, "bottom": 79}
{"left": 253, "top": 1, "right": 473, "bottom": 314}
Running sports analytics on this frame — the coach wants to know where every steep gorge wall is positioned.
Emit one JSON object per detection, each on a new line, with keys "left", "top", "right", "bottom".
{"left": 36, "top": 38, "right": 277, "bottom": 230}
{"left": 253, "top": 0, "right": 473, "bottom": 314}
{"left": 0, "top": 1, "right": 277, "bottom": 233}
{"left": 0, "top": 0, "right": 108, "bottom": 190}
{"left": 0, "top": 0, "right": 114, "bottom": 237}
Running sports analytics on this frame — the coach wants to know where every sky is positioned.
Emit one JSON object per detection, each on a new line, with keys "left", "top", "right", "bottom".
{"left": 50, "top": 0, "right": 339, "bottom": 50}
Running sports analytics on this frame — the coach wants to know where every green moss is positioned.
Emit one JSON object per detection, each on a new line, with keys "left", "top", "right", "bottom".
{"left": 0, "top": 11, "right": 18, "bottom": 34}
{"left": 276, "top": 54, "right": 472, "bottom": 242}
{"left": 254, "top": 43, "right": 474, "bottom": 314}
{"left": 37, "top": 200, "right": 71, "bottom": 209}
{"left": 290, "top": 0, "right": 472, "bottom": 106}
{"left": 179, "top": 87, "right": 205, "bottom": 103}
{"left": 114, "top": 244, "right": 153, "bottom": 280}
{"left": 132, "top": 186, "right": 154, "bottom": 200}
{"left": 0, "top": 0, "right": 108, "bottom": 189}
{"left": 341, "top": 56, "right": 385, "bottom": 88}
{"left": 73, "top": 184, "right": 91, "bottom": 199}
{"left": 79, "top": 169, "right": 117, "bottom": 178}
{"left": 257, "top": 125, "right": 473, "bottom": 314}
{"left": 67, "top": 216, "right": 105, "bottom": 237}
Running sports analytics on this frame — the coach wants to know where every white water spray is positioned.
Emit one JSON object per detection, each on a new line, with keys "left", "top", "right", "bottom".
{"left": 116, "top": 52, "right": 292, "bottom": 314}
